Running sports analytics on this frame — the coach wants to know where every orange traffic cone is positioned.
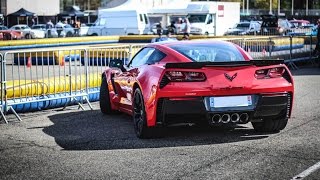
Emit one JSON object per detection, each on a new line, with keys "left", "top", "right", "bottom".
{"left": 60, "top": 56, "right": 65, "bottom": 66}
{"left": 27, "top": 57, "right": 32, "bottom": 68}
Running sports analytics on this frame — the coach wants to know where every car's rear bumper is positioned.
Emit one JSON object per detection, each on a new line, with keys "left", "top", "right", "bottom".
{"left": 155, "top": 92, "right": 292, "bottom": 126}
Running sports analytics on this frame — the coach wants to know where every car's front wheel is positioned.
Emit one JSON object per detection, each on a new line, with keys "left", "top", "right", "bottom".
{"left": 251, "top": 117, "right": 288, "bottom": 132}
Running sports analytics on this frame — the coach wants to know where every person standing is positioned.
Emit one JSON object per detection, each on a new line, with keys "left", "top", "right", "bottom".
{"left": 167, "top": 21, "right": 176, "bottom": 35}
{"left": 55, "top": 20, "right": 64, "bottom": 37}
{"left": 74, "top": 20, "right": 81, "bottom": 36}
{"left": 46, "top": 19, "right": 54, "bottom": 38}
{"left": 156, "top": 22, "right": 163, "bottom": 37}
{"left": 182, "top": 18, "right": 191, "bottom": 40}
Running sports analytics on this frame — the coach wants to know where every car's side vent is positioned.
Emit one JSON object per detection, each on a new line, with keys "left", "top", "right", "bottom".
{"left": 156, "top": 98, "right": 165, "bottom": 125}
{"left": 286, "top": 93, "right": 292, "bottom": 118}
{"left": 159, "top": 75, "right": 170, "bottom": 89}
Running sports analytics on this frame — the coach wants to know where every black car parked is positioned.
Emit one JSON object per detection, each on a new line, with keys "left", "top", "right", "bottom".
{"left": 260, "top": 15, "right": 294, "bottom": 35}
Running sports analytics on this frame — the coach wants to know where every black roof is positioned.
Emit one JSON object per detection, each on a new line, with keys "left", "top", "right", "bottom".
{"left": 8, "top": 8, "right": 35, "bottom": 16}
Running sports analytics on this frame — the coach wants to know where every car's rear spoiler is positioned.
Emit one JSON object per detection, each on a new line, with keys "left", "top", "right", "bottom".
{"left": 165, "top": 60, "right": 284, "bottom": 69}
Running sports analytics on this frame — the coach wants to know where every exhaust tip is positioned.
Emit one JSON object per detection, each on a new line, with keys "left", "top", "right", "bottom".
{"left": 211, "top": 114, "right": 221, "bottom": 124}
{"left": 239, "top": 113, "right": 249, "bottom": 123}
{"left": 230, "top": 113, "right": 240, "bottom": 123}
{"left": 221, "top": 114, "right": 231, "bottom": 123}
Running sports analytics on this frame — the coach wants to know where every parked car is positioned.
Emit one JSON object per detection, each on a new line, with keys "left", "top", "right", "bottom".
{"left": 79, "top": 23, "right": 93, "bottom": 36}
{"left": 0, "top": 25, "right": 23, "bottom": 40}
{"left": 225, "top": 21, "right": 261, "bottom": 35}
{"left": 0, "top": 25, "right": 8, "bottom": 30}
{"left": 31, "top": 24, "right": 75, "bottom": 38}
{"left": 260, "top": 15, "right": 294, "bottom": 35}
{"left": 31, "top": 24, "right": 58, "bottom": 38}
{"left": 287, "top": 19, "right": 314, "bottom": 36}
{"left": 10, "top": 24, "right": 45, "bottom": 39}
{"left": 289, "top": 19, "right": 312, "bottom": 28}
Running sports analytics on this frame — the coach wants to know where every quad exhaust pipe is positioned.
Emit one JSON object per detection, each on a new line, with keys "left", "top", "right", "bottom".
{"left": 211, "top": 113, "right": 249, "bottom": 124}
{"left": 221, "top": 114, "right": 231, "bottom": 123}
{"left": 230, "top": 113, "right": 240, "bottom": 123}
{"left": 239, "top": 113, "right": 249, "bottom": 123}
{"left": 211, "top": 114, "right": 221, "bottom": 123}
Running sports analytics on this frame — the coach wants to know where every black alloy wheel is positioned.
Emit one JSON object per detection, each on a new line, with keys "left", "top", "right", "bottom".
{"left": 133, "top": 88, "right": 153, "bottom": 138}
{"left": 99, "top": 76, "right": 117, "bottom": 114}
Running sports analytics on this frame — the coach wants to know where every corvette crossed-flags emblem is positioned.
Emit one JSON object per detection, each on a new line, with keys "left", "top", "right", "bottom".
{"left": 224, "top": 73, "right": 237, "bottom": 82}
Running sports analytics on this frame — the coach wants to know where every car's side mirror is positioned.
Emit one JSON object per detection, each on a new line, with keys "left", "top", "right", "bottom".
{"left": 109, "top": 59, "right": 127, "bottom": 72}
{"left": 109, "top": 59, "right": 123, "bottom": 68}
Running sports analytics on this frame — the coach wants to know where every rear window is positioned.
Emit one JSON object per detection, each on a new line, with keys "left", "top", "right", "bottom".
{"left": 170, "top": 43, "right": 245, "bottom": 62}
{"left": 236, "top": 23, "right": 250, "bottom": 28}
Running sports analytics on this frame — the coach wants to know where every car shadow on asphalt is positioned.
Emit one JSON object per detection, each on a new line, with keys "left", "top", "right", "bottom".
{"left": 42, "top": 109, "right": 272, "bottom": 151}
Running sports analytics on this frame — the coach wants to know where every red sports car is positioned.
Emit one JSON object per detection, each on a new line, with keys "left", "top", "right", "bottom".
{"left": 100, "top": 40, "right": 294, "bottom": 138}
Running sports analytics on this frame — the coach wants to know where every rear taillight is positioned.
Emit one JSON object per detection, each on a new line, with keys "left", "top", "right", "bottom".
{"left": 165, "top": 71, "right": 206, "bottom": 82}
{"left": 255, "top": 67, "right": 285, "bottom": 79}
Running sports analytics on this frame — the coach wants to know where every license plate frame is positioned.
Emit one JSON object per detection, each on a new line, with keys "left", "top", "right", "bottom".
{"left": 209, "top": 96, "right": 252, "bottom": 108}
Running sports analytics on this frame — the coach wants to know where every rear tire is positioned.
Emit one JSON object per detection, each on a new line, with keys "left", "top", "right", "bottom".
{"left": 99, "top": 76, "right": 117, "bottom": 114}
{"left": 66, "top": 32, "right": 73, "bottom": 37}
{"left": 252, "top": 118, "right": 288, "bottom": 132}
{"left": 25, "top": 34, "right": 31, "bottom": 39}
{"left": 133, "top": 88, "right": 161, "bottom": 139}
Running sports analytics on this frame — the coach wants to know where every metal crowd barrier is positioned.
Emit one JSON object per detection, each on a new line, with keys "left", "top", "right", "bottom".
{"left": 0, "top": 44, "right": 145, "bottom": 123}
{"left": 227, "top": 34, "right": 317, "bottom": 69}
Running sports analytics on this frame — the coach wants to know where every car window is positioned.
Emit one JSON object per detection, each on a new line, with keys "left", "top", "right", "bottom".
{"left": 170, "top": 43, "right": 245, "bottom": 62}
{"left": 236, "top": 23, "right": 250, "bottom": 28}
{"left": 188, "top": 14, "right": 207, "bottom": 23}
{"left": 98, "top": 18, "right": 107, "bottom": 26}
{"left": 128, "top": 48, "right": 155, "bottom": 68}
{"left": 146, "top": 49, "right": 166, "bottom": 64}
{"left": 144, "top": 14, "right": 149, "bottom": 24}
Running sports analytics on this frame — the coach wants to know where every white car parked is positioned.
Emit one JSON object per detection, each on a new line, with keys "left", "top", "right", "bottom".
{"left": 10, "top": 24, "right": 45, "bottom": 39}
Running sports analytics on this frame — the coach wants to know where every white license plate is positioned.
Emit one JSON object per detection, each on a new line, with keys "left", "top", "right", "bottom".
{"left": 209, "top": 96, "right": 252, "bottom": 108}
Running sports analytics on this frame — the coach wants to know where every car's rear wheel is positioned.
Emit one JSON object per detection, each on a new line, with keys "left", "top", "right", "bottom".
{"left": 133, "top": 88, "right": 155, "bottom": 139}
{"left": 99, "top": 76, "right": 117, "bottom": 114}
{"left": 25, "top": 34, "right": 31, "bottom": 39}
{"left": 66, "top": 32, "right": 73, "bottom": 37}
{"left": 251, "top": 117, "right": 288, "bottom": 132}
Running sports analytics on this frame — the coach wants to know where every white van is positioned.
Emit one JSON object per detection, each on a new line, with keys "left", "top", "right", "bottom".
{"left": 87, "top": 9, "right": 150, "bottom": 36}
{"left": 184, "top": 2, "right": 240, "bottom": 36}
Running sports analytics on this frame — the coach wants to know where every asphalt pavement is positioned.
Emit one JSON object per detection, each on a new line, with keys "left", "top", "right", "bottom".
{"left": 0, "top": 66, "right": 319, "bottom": 179}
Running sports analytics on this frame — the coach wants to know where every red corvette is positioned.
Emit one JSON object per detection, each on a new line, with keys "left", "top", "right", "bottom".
{"left": 100, "top": 40, "right": 294, "bottom": 138}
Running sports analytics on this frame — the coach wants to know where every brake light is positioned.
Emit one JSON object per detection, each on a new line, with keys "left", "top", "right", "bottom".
{"left": 268, "top": 67, "right": 285, "bottom": 78}
{"left": 255, "top": 67, "right": 285, "bottom": 79}
{"left": 165, "top": 71, "right": 206, "bottom": 82}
